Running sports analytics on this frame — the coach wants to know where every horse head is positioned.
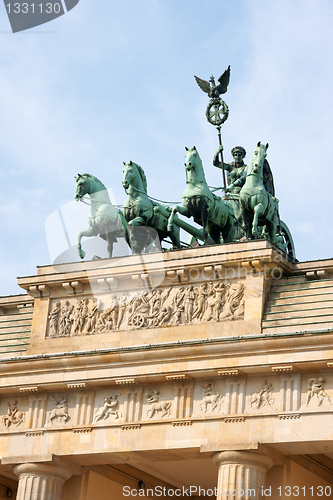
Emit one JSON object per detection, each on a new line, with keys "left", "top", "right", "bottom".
{"left": 248, "top": 142, "right": 269, "bottom": 177}
{"left": 75, "top": 173, "right": 89, "bottom": 201}
{"left": 75, "top": 173, "right": 108, "bottom": 201}
{"left": 184, "top": 146, "right": 206, "bottom": 184}
{"left": 122, "top": 161, "right": 147, "bottom": 193}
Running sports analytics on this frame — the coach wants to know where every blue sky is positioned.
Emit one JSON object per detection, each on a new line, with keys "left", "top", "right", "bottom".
{"left": 1, "top": 0, "right": 333, "bottom": 296}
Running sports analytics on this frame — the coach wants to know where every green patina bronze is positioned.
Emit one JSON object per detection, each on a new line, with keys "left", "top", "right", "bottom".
{"left": 214, "top": 145, "right": 247, "bottom": 194}
{"left": 72, "top": 66, "right": 296, "bottom": 261}
{"left": 74, "top": 173, "right": 130, "bottom": 259}
{"left": 122, "top": 161, "right": 181, "bottom": 254}
{"left": 122, "top": 161, "right": 206, "bottom": 253}
{"left": 213, "top": 145, "right": 247, "bottom": 239}
{"left": 239, "top": 142, "right": 279, "bottom": 243}
{"left": 236, "top": 141, "right": 295, "bottom": 259}
{"left": 167, "top": 146, "right": 234, "bottom": 244}
{"left": 195, "top": 66, "right": 231, "bottom": 189}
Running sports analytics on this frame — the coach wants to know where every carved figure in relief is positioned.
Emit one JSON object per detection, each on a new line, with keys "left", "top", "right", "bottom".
{"left": 128, "top": 293, "right": 150, "bottom": 327}
{"left": 73, "top": 298, "right": 89, "bottom": 335}
{"left": 84, "top": 298, "right": 100, "bottom": 334}
{"left": 157, "top": 306, "right": 173, "bottom": 326}
{"left": 193, "top": 283, "right": 209, "bottom": 320}
{"left": 148, "top": 304, "right": 173, "bottom": 327}
{"left": 168, "top": 287, "right": 184, "bottom": 325}
{"left": 170, "top": 303, "right": 185, "bottom": 325}
{"left": 210, "top": 281, "right": 226, "bottom": 321}
{"left": 250, "top": 381, "right": 274, "bottom": 409}
{"left": 73, "top": 299, "right": 83, "bottom": 335}
{"left": 59, "top": 300, "right": 74, "bottom": 336}
{"left": 307, "top": 378, "right": 331, "bottom": 406}
{"left": 48, "top": 397, "right": 70, "bottom": 424}
{"left": 49, "top": 301, "right": 61, "bottom": 337}
{"left": 184, "top": 285, "right": 195, "bottom": 323}
{"left": 145, "top": 389, "right": 171, "bottom": 418}
{"left": 2, "top": 401, "right": 25, "bottom": 428}
{"left": 96, "top": 311, "right": 108, "bottom": 332}
{"left": 204, "top": 282, "right": 215, "bottom": 321}
{"left": 109, "top": 295, "right": 119, "bottom": 330}
{"left": 220, "top": 282, "right": 245, "bottom": 320}
{"left": 93, "top": 394, "right": 121, "bottom": 422}
{"left": 79, "top": 299, "right": 89, "bottom": 333}
{"left": 200, "top": 382, "right": 223, "bottom": 412}
{"left": 150, "top": 287, "right": 172, "bottom": 316}
{"left": 117, "top": 293, "right": 128, "bottom": 329}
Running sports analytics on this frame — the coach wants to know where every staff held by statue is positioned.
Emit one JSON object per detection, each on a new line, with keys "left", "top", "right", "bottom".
{"left": 194, "top": 65, "right": 230, "bottom": 190}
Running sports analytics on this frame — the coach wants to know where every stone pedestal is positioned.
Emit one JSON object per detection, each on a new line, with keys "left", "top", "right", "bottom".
{"left": 213, "top": 451, "right": 274, "bottom": 500}
{"left": 14, "top": 463, "right": 72, "bottom": 500}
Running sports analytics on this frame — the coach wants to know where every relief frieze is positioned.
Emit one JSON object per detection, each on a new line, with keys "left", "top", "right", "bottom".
{"left": 47, "top": 396, "right": 70, "bottom": 425}
{"left": 249, "top": 380, "right": 275, "bottom": 410}
{"left": 46, "top": 280, "right": 245, "bottom": 338}
{"left": 145, "top": 389, "right": 172, "bottom": 419}
{"left": 306, "top": 378, "right": 331, "bottom": 407}
{"left": 1, "top": 401, "right": 25, "bottom": 428}
{"left": 93, "top": 394, "right": 121, "bottom": 423}
{"left": 200, "top": 382, "right": 223, "bottom": 413}
{"left": 3, "top": 373, "right": 333, "bottom": 435}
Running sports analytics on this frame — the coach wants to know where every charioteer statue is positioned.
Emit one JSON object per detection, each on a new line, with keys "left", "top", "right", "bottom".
{"left": 213, "top": 145, "right": 247, "bottom": 194}
{"left": 213, "top": 145, "right": 275, "bottom": 196}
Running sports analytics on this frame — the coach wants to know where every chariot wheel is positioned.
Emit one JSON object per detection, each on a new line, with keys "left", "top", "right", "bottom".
{"left": 131, "top": 313, "right": 145, "bottom": 328}
{"left": 206, "top": 98, "right": 229, "bottom": 126}
{"left": 279, "top": 220, "right": 296, "bottom": 261}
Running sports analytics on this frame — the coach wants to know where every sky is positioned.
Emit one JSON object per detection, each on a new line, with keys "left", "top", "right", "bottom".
{"left": 0, "top": 0, "right": 333, "bottom": 296}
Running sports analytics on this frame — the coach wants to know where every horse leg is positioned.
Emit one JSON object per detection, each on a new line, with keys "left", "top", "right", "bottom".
{"left": 77, "top": 227, "right": 98, "bottom": 259}
{"left": 240, "top": 200, "right": 252, "bottom": 240}
{"left": 267, "top": 213, "right": 279, "bottom": 245}
{"left": 163, "top": 403, "right": 171, "bottom": 417}
{"left": 169, "top": 224, "right": 181, "bottom": 250}
{"left": 167, "top": 206, "right": 190, "bottom": 232}
{"left": 221, "top": 211, "right": 235, "bottom": 243}
{"left": 201, "top": 204, "right": 211, "bottom": 244}
{"left": 105, "top": 233, "right": 115, "bottom": 258}
{"left": 127, "top": 217, "right": 145, "bottom": 254}
{"left": 208, "top": 224, "right": 220, "bottom": 244}
{"left": 252, "top": 203, "right": 265, "bottom": 238}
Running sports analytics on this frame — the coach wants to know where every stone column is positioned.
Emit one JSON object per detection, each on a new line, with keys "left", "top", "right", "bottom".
{"left": 14, "top": 463, "right": 72, "bottom": 500}
{"left": 213, "top": 451, "right": 274, "bottom": 500}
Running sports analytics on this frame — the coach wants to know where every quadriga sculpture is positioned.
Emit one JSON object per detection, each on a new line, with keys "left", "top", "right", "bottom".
{"left": 75, "top": 173, "right": 130, "bottom": 259}
{"left": 167, "top": 146, "right": 234, "bottom": 244}
{"left": 239, "top": 142, "right": 279, "bottom": 244}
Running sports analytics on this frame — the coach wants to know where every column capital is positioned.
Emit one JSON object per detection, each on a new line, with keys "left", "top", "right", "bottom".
{"left": 212, "top": 450, "right": 274, "bottom": 472}
{"left": 213, "top": 450, "right": 274, "bottom": 500}
{"left": 14, "top": 462, "right": 72, "bottom": 500}
{"left": 14, "top": 462, "right": 72, "bottom": 482}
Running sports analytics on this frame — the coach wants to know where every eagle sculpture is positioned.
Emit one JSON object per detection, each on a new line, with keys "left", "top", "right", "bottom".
{"left": 194, "top": 66, "right": 230, "bottom": 98}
